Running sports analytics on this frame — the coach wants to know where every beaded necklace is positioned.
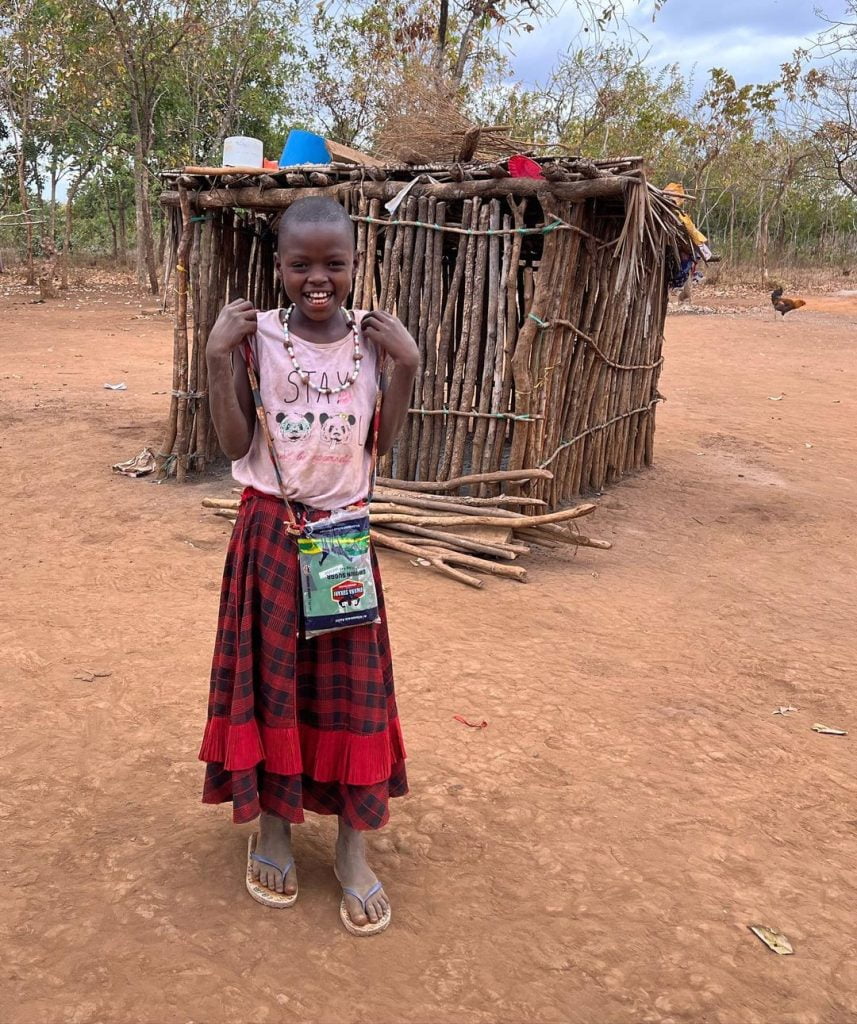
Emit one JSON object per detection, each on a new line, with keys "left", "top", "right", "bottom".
{"left": 281, "top": 304, "right": 363, "bottom": 396}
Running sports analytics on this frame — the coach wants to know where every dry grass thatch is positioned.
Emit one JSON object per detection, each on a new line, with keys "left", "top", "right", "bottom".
{"left": 373, "top": 70, "right": 522, "bottom": 165}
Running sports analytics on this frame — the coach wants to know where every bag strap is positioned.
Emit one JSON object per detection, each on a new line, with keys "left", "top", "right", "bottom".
{"left": 242, "top": 337, "right": 302, "bottom": 534}
{"left": 241, "top": 311, "right": 384, "bottom": 527}
{"left": 366, "top": 356, "right": 385, "bottom": 500}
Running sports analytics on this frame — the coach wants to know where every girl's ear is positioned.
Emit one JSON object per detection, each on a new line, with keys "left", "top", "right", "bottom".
{"left": 274, "top": 251, "right": 282, "bottom": 274}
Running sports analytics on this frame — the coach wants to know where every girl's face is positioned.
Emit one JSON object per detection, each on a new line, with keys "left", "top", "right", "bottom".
{"left": 275, "top": 222, "right": 357, "bottom": 323}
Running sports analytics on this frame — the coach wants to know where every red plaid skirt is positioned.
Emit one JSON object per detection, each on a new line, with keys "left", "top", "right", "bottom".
{"left": 199, "top": 488, "right": 407, "bottom": 829}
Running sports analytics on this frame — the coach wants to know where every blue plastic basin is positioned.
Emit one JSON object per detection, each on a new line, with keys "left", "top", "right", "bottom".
{"left": 279, "top": 130, "right": 331, "bottom": 166}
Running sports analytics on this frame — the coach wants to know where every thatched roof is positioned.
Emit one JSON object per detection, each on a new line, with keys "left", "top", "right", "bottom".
{"left": 160, "top": 155, "right": 689, "bottom": 284}
{"left": 162, "top": 154, "right": 645, "bottom": 192}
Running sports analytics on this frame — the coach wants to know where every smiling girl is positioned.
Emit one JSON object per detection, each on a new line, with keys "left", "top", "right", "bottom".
{"left": 198, "top": 197, "right": 417, "bottom": 936}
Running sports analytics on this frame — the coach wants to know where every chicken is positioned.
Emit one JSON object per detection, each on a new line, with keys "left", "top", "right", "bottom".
{"left": 771, "top": 287, "right": 806, "bottom": 316}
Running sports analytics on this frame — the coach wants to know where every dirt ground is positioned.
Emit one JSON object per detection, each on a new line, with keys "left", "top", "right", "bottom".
{"left": 2, "top": 283, "right": 856, "bottom": 1024}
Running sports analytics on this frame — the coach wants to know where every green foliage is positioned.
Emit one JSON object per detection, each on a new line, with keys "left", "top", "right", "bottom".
{"left": 0, "top": 0, "right": 855, "bottom": 274}
{"left": 295, "top": 1, "right": 425, "bottom": 146}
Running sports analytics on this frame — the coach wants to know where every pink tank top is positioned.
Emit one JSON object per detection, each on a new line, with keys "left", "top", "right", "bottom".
{"left": 232, "top": 309, "right": 380, "bottom": 509}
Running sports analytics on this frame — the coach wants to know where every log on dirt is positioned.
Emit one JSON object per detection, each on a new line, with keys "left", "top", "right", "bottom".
{"left": 201, "top": 486, "right": 609, "bottom": 588}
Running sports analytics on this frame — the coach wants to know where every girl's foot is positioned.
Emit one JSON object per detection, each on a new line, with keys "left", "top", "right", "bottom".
{"left": 334, "top": 821, "right": 390, "bottom": 927}
{"left": 251, "top": 812, "right": 298, "bottom": 895}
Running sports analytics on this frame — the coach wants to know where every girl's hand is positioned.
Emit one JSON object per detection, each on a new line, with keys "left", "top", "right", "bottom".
{"left": 207, "top": 298, "right": 258, "bottom": 361}
{"left": 360, "top": 311, "right": 418, "bottom": 369}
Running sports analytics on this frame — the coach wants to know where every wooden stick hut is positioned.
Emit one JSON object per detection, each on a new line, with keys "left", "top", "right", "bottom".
{"left": 158, "top": 157, "right": 687, "bottom": 507}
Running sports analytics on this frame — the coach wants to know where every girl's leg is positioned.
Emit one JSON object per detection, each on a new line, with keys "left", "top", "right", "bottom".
{"left": 252, "top": 811, "right": 298, "bottom": 895}
{"left": 335, "top": 818, "right": 390, "bottom": 925}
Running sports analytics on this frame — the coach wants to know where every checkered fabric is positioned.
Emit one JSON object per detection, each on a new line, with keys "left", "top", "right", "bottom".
{"left": 200, "top": 488, "right": 408, "bottom": 829}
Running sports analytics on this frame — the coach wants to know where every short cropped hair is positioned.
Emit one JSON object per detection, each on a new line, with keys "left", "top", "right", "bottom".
{"left": 278, "top": 197, "right": 354, "bottom": 247}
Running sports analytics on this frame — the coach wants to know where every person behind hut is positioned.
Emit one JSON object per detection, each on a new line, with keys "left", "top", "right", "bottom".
{"left": 199, "top": 196, "right": 417, "bottom": 936}
{"left": 664, "top": 182, "right": 719, "bottom": 291}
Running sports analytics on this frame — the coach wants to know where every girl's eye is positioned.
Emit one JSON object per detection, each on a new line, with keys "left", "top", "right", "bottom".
{"left": 290, "top": 263, "right": 305, "bottom": 270}
{"left": 329, "top": 262, "right": 345, "bottom": 269}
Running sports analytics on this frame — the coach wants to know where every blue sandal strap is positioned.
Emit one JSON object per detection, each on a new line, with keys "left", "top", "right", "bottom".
{"left": 250, "top": 851, "right": 294, "bottom": 881}
{"left": 341, "top": 880, "right": 382, "bottom": 911}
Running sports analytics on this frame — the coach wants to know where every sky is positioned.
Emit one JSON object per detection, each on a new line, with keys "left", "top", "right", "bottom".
{"left": 509, "top": 0, "right": 853, "bottom": 90}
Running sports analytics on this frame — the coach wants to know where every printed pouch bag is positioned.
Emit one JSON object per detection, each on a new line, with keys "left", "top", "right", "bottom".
{"left": 298, "top": 508, "right": 381, "bottom": 638}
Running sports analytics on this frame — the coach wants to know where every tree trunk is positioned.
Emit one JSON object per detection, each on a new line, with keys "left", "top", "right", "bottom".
{"left": 757, "top": 198, "right": 770, "bottom": 287}
{"left": 157, "top": 211, "right": 166, "bottom": 265}
{"left": 15, "top": 140, "right": 34, "bottom": 285}
{"left": 61, "top": 194, "right": 74, "bottom": 289}
{"left": 132, "top": 134, "right": 146, "bottom": 285}
{"left": 61, "top": 169, "right": 90, "bottom": 290}
{"left": 141, "top": 181, "right": 159, "bottom": 292}
{"left": 728, "top": 191, "right": 735, "bottom": 263}
{"left": 117, "top": 192, "right": 128, "bottom": 268}
{"left": 39, "top": 237, "right": 58, "bottom": 300}
{"left": 130, "top": 107, "right": 159, "bottom": 294}
{"left": 49, "top": 157, "right": 58, "bottom": 241}
{"left": 452, "top": 11, "right": 480, "bottom": 88}
{"left": 105, "top": 195, "right": 118, "bottom": 258}
{"left": 433, "top": 0, "right": 449, "bottom": 71}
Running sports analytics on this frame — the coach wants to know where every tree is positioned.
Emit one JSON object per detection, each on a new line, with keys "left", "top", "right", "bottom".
{"left": 0, "top": 0, "right": 51, "bottom": 283}
{"left": 798, "top": 61, "right": 857, "bottom": 198}
{"left": 75, "top": 0, "right": 206, "bottom": 293}
{"left": 56, "top": 0, "right": 304, "bottom": 293}
{"left": 161, "top": 0, "right": 303, "bottom": 165}
{"left": 295, "top": 2, "right": 441, "bottom": 147}
{"left": 784, "top": 2, "right": 857, "bottom": 198}
{"left": 678, "top": 69, "right": 778, "bottom": 198}
{"left": 479, "top": 42, "right": 687, "bottom": 159}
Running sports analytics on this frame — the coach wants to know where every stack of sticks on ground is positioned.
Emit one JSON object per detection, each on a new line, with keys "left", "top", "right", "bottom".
{"left": 202, "top": 469, "right": 610, "bottom": 589}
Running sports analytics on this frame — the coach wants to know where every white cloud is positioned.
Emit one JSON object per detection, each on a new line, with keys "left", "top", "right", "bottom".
{"left": 508, "top": 0, "right": 853, "bottom": 88}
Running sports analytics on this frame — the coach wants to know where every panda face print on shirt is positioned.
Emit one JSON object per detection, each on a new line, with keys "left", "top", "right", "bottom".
{"left": 272, "top": 404, "right": 363, "bottom": 464}
{"left": 275, "top": 411, "right": 314, "bottom": 443}
{"left": 270, "top": 338, "right": 371, "bottom": 466}
{"left": 319, "top": 412, "right": 356, "bottom": 448}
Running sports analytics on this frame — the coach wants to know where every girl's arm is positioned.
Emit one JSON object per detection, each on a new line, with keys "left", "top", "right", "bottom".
{"left": 207, "top": 299, "right": 257, "bottom": 460}
{"left": 360, "top": 311, "right": 419, "bottom": 456}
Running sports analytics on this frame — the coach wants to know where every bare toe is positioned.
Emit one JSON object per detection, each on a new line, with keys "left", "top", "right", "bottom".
{"left": 252, "top": 817, "right": 296, "bottom": 897}
{"left": 335, "top": 827, "right": 392, "bottom": 930}
{"left": 345, "top": 894, "right": 368, "bottom": 926}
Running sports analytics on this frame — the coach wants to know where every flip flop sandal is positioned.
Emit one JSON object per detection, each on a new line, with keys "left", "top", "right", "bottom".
{"left": 246, "top": 833, "right": 298, "bottom": 908}
{"left": 336, "top": 873, "right": 392, "bottom": 936}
